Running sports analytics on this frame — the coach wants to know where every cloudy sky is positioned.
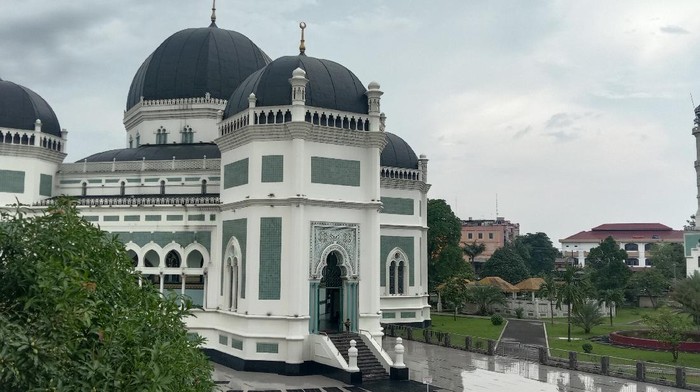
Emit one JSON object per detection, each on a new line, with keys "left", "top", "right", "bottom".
{"left": 2, "top": 0, "right": 699, "bottom": 246}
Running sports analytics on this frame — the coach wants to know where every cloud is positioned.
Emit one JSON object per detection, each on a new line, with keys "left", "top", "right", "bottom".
{"left": 660, "top": 25, "right": 689, "bottom": 34}
{"left": 513, "top": 126, "right": 532, "bottom": 139}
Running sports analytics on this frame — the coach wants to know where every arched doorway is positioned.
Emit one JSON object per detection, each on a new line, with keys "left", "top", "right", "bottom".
{"left": 319, "top": 251, "right": 343, "bottom": 332}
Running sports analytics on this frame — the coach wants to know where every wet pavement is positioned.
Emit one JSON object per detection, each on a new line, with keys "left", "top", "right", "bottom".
{"left": 210, "top": 338, "right": 686, "bottom": 391}
{"left": 500, "top": 319, "right": 548, "bottom": 347}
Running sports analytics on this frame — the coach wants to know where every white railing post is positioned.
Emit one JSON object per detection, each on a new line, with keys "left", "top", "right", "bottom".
{"left": 348, "top": 340, "right": 359, "bottom": 372}
{"left": 394, "top": 337, "right": 405, "bottom": 368}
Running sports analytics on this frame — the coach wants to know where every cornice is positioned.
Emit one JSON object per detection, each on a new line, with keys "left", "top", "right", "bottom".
{"left": 380, "top": 178, "right": 431, "bottom": 193}
{"left": 220, "top": 196, "right": 382, "bottom": 211}
{"left": 0, "top": 144, "right": 66, "bottom": 164}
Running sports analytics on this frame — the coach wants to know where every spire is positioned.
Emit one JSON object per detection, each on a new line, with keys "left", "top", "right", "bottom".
{"left": 210, "top": 0, "right": 217, "bottom": 27}
{"left": 299, "top": 22, "right": 306, "bottom": 55}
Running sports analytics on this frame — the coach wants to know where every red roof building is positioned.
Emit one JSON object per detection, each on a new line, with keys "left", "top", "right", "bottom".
{"left": 559, "top": 223, "right": 683, "bottom": 268}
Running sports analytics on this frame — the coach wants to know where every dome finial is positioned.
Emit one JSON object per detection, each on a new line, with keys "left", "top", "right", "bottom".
{"left": 210, "top": 0, "right": 217, "bottom": 27}
{"left": 299, "top": 22, "right": 307, "bottom": 55}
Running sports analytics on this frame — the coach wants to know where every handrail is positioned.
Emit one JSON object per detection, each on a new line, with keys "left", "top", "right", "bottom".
{"left": 358, "top": 328, "right": 389, "bottom": 355}
{"left": 317, "top": 332, "right": 344, "bottom": 359}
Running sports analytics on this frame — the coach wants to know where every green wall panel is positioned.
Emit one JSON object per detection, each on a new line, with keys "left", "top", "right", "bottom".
{"left": 124, "top": 215, "right": 140, "bottom": 222}
{"left": 83, "top": 216, "right": 99, "bottom": 222}
{"left": 261, "top": 155, "right": 284, "bottom": 183}
{"left": 222, "top": 219, "right": 247, "bottom": 298}
{"left": 0, "top": 170, "right": 25, "bottom": 193}
{"left": 685, "top": 232, "right": 700, "bottom": 256}
{"left": 259, "top": 217, "right": 282, "bottom": 300}
{"left": 166, "top": 215, "right": 183, "bottom": 221}
{"left": 145, "top": 215, "right": 161, "bottom": 221}
{"left": 400, "top": 311, "right": 416, "bottom": 318}
{"left": 39, "top": 174, "right": 52, "bottom": 197}
{"left": 382, "top": 312, "right": 396, "bottom": 319}
{"left": 223, "top": 158, "right": 249, "bottom": 189}
{"left": 381, "top": 197, "right": 414, "bottom": 215}
{"left": 87, "top": 179, "right": 102, "bottom": 184}
{"left": 256, "top": 342, "right": 279, "bottom": 353}
{"left": 103, "top": 216, "right": 119, "bottom": 222}
{"left": 188, "top": 214, "right": 205, "bottom": 221}
{"left": 104, "top": 179, "right": 120, "bottom": 184}
{"left": 59, "top": 179, "right": 81, "bottom": 184}
{"left": 310, "top": 157, "right": 360, "bottom": 186}
{"left": 380, "top": 236, "right": 415, "bottom": 286}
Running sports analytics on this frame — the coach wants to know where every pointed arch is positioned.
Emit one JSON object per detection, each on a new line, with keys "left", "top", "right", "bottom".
{"left": 385, "top": 247, "right": 409, "bottom": 295}
{"left": 314, "top": 244, "right": 353, "bottom": 278}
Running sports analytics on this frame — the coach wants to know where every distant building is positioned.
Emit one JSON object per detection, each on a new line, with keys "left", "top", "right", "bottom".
{"left": 460, "top": 217, "right": 520, "bottom": 263}
{"left": 560, "top": 223, "right": 683, "bottom": 269}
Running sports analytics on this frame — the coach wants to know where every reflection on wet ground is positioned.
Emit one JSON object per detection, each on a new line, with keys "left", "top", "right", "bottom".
{"left": 383, "top": 337, "right": 685, "bottom": 392}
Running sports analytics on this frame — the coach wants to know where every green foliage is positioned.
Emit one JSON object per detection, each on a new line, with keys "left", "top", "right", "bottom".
{"left": 490, "top": 314, "right": 504, "bottom": 326}
{"left": 597, "top": 289, "right": 624, "bottom": 326}
{"left": 626, "top": 269, "right": 667, "bottom": 308}
{"left": 427, "top": 199, "right": 468, "bottom": 291}
{"left": 466, "top": 284, "right": 507, "bottom": 316}
{"left": 515, "top": 307, "right": 524, "bottom": 319}
{"left": 438, "top": 276, "right": 471, "bottom": 320}
{"left": 672, "top": 271, "right": 700, "bottom": 325}
{"left": 538, "top": 274, "right": 558, "bottom": 325}
{"left": 481, "top": 244, "right": 530, "bottom": 284}
{"left": 572, "top": 301, "right": 604, "bottom": 334}
{"left": 0, "top": 199, "right": 214, "bottom": 391}
{"left": 463, "top": 241, "right": 486, "bottom": 263}
{"left": 585, "top": 236, "right": 630, "bottom": 292}
{"left": 650, "top": 243, "right": 686, "bottom": 280}
{"left": 557, "top": 265, "right": 588, "bottom": 341}
{"left": 642, "top": 307, "right": 692, "bottom": 362}
{"left": 582, "top": 342, "right": 593, "bottom": 353}
{"left": 514, "top": 233, "right": 558, "bottom": 275}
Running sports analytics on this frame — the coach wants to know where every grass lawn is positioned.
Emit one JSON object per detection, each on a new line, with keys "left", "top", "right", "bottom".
{"left": 545, "top": 307, "right": 700, "bottom": 368}
{"left": 430, "top": 313, "right": 505, "bottom": 341}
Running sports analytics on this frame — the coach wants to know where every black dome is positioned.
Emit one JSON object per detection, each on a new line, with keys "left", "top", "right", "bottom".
{"left": 0, "top": 78, "right": 61, "bottom": 137}
{"left": 126, "top": 26, "right": 271, "bottom": 110}
{"left": 224, "top": 55, "right": 368, "bottom": 117}
{"left": 381, "top": 132, "right": 418, "bottom": 169}
{"left": 79, "top": 143, "right": 221, "bottom": 162}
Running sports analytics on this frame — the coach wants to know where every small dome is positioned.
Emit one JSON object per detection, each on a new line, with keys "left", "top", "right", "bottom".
{"left": 79, "top": 143, "right": 221, "bottom": 162}
{"left": 224, "top": 55, "right": 368, "bottom": 118}
{"left": 126, "top": 25, "right": 271, "bottom": 110}
{"left": 0, "top": 78, "right": 61, "bottom": 137}
{"left": 381, "top": 132, "right": 418, "bottom": 169}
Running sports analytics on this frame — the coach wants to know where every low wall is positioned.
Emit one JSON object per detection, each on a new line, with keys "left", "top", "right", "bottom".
{"left": 609, "top": 331, "right": 700, "bottom": 352}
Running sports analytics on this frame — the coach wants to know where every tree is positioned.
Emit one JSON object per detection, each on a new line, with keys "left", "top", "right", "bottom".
{"left": 585, "top": 236, "right": 630, "bottom": 292}
{"left": 626, "top": 268, "right": 667, "bottom": 308}
{"left": 515, "top": 233, "right": 558, "bottom": 275}
{"left": 597, "top": 289, "right": 624, "bottom": 326}
{"left": 557, "top": 265, "right": 586, "bottom": 342}
{"left": 465, "top": 284, "right": 507, "bottom": 316}
{"left": 0, "top": 200, "right": 214, "bottom": 391}
{"left": 672, "top": 271, "right": 700, "bottom": 326}
{"left": 427, "top": 199, "right": 466, "bottom": 291}
{"left": 438, "top": 276, "right": 471, "bottom": 320}
{"left": 642, "top": 308, "right": 692, "bottom": 362}
{"left": 572, "top": 301, "right": 604, "bottom": 334}
{"left": 481, "top": 244, "right": 530, "bottom": 284}
{"left": 538, "top": 274, "right": 558, "bottom": 325}
{"left": 650, "top": 243, "right": 686, "bottom": 282}
{"left": 463, "top": 241, "right": 486, "bottom": 263}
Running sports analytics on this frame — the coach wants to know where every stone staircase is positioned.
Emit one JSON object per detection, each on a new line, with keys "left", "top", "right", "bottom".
{"left": 328, "top": 333, "right": 388, "bottom": 382}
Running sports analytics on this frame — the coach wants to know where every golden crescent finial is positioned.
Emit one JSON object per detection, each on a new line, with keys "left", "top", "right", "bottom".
{"left": 299, "top": 22, "right": 307, "bottom": 55}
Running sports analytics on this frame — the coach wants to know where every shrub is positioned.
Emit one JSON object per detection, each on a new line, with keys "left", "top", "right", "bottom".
{"left": 515, "top": 307, "right": 524, "bottom": 319}
{"left": 491, "top": 314, "right": 504, "bottom": 325}
{"left": 582, "top": 342, "right": 593, "bottom": 353}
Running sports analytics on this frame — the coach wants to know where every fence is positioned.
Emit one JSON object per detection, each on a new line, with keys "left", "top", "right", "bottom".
{"left": 383, "top": 323, "right": 699, "bottom": 390}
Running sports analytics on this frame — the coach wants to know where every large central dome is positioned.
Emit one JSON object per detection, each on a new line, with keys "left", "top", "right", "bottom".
{"left": 126, "top": 25, "right": 271, "bottom": 110}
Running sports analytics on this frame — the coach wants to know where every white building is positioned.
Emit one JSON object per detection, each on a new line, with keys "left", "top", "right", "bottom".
{"left": 686, "top": 107, "right": 700, "bottom": 276}
{"left": 0, "top": 10, "right": 429, "bottom": 380}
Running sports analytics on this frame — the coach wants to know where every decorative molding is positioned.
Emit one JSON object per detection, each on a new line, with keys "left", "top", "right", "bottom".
{"left": 60, "top": 158, "right": 221, "bottom": 174}
{"left": 0, "top": 144, "right": 66, "bottom": 164}
{"left": 220, "top": 197, "right": 381, "bottom": 211}
{"left": 380, "top": 178, "right": 431, "bottom": 193}
{"left": 33, "top": 195, "right": 221, "bottom": 207}
{"left": 309, "top": 222, "right": 360, "bottom": 279}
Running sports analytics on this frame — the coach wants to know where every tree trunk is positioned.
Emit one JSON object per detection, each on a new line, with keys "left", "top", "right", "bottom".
{"left": 609, "top": 302, "right": 614, "bottom": 326}
{"left": 567, "top": 302, "right": 571, "bottom": 342}
{"left": 454, "top": 307, "right": 457, "bottom": 321}
{"left": 550, "top": 300, "right": 554, "bottom": 325}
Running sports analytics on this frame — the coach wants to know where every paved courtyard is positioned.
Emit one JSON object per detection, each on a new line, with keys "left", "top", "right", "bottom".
{"left": 210, "top": 338, "right": 685, "bottom": 392}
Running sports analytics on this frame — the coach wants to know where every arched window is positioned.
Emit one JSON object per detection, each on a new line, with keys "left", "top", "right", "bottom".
{"left": 624, "top": 243, "right": 639, "bottom": 251}
{"left": 144, "top": 250, "right": 160, "bottom": 268}
{"left": 201, "top": 179, "right": 207, "bottom": 195}
{"left": 644, "top": 243, "right": 653, "bottom": 251}
{"left": 156, "top": 127, "right": 168, "bottom": 144}
{"left": 128, "top": 136, "right": 133, "bottom": 148}
{"left": 160, "top": 180, "right": 166, "bottom": 195}
{"left": 120, "top": 181, "right": 125, "bottom": 196}
{"left": 127, "top": 249, "right": 138, "bottom": 268}
{"left": 397, "top": 261, "right": 405, "bottom": 294}
{"left": 135, "top": 132, "right": 140, "bottom": 147}
{"left": 181, "top": 126, "right": 194, "bottom": 143}
{"left": 389, "top": 260, "right": 396, "bottom": 294}
{"left": 81, "top": 182, "right": 87, "bottom": 197}
{"left": 387, "top": 250, "right": 408, "bottom": 295}
{"left": 165, "top": 250, "right": 181, "bottom": 268}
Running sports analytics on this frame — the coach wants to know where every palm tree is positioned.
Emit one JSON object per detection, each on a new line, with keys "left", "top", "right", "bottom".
{"left": 538, "top": 274, "right": 558, "bottom": 325}
{"left": 572, "top": 301, "right": 604, "bottom": 333}
{"left": 597, "top": 289, "right": 623, "bottom": 326}
{"left": 556, "top": 265, "right": 585, "bottom": 342}
{"left": 466, "top": 284, "right": 507, "bottom": 315}
{"left": 463, "top": 241, "right": 486, "bottom": 263}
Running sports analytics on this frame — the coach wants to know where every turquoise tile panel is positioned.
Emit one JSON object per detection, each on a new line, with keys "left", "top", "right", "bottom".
{"left": 167, "top": 177, "right": 182, "bottom": 182}
{"left": 223, "top": 158, "right": 249, "bottom": 189}
{"left": 87, "top": 179, "right": 102, "bottom": 184}
{"left": 685, "top": 232, "right": 700, "bottom": 256}
{"left": 259, "top": 217, "right": 282, "bottom": 300}
{"left": 381, "top": 197, "right": 414, "bottom": 215}
{"left": 103, "top": 216, "right": 119, "bottom": 222}
{"left": 382, "top": 312, "right": 396, "bottom": 319}
{"left": 310, "top": 157, "right": 360, "bottom": 186}
{"left": 256, "top": 342, "right": 278, "bottom": 353}
{"left": 104, "top": 179, "right": 120, "bottom": 183}
{"left": 124, "top": 215, "right": 140, "bottom": 222}
{"left": 188, "top": 214, "right": 205, "bottom": 221}
{"left": 166, "top": 215, "right": 183, "bottom": 221}
{"left": 83, "top": 216, "right": 99, "bottom": 222}
{"left": 400, "top": 311, "right": 416, "bottom": 318}
{"left": 126, "top": 178, "right": 140, "bottom": 183}
{"left": 222, "top": 219, "right": 247, "bottom": 298}
{"left": 144, "top": 178, "right": 160, "bottom": 183}
{"left": 39, "top": 174, "right": 52, "bottom": 197}
{"left": 261, "top": 155, "right": 283, "bottom": 183}
{"left": 59, "top": 179, "right": 81, "bottom": 184}
{"left": 0, "top": 170, "right": 25, "bottom": 193}
{"left": 185, "top": 177, "right": 200, "bottom": 182}
{"left": 145, "top": 215, "right": 161, "bottom": 221}
{"left": 380, "top": 236, "right": 415, "bottom": 286}
{"left": 209, "top": 176, "right": 220, "bottom": 181}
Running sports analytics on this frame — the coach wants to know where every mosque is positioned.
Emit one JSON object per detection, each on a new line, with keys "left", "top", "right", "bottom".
{"left": 0, "top": 4, "right": 430, "bottom": 379}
